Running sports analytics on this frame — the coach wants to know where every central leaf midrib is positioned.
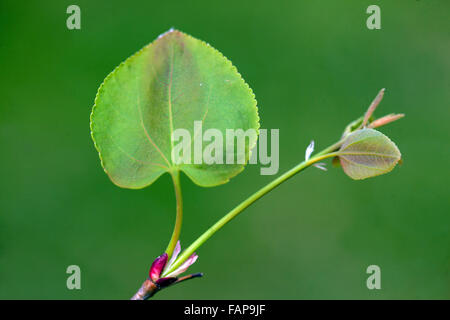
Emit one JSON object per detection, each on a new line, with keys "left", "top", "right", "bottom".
{"left": 167, "top": 43, "right": 175, "bottom": 167}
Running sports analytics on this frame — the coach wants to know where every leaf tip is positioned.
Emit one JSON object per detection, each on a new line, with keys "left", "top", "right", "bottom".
{"left": 157, "top": 28, "right": 181, "bottom": 39}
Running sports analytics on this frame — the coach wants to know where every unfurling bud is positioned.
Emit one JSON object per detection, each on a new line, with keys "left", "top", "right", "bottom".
{"left": 362, "top": 88, "right": 385, "bottom": 127}
{"left": 132, "top": 241, "right": 202, "bottom": 300}
{"left": 368, "top": 113, "right": 405, "bottom": 129}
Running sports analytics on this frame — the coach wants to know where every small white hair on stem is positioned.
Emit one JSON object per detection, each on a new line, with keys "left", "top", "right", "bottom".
{"left": 305, "top": 141, "right": 315, "bottom": 161}
{"left": 305, "top": 140, "right": 327, "bottom": 171}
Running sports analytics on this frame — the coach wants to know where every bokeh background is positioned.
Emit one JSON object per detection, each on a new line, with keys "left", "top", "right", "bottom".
{"left": 0, "top": 0, "right": 449, "bottom": 299}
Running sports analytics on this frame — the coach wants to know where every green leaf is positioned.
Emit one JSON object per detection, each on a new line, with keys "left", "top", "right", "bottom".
{"left": 336, "top": 128, "right": 401, "bottom": 180}
{"left": 90, "top": 30, "right": 259, "bottom": 189}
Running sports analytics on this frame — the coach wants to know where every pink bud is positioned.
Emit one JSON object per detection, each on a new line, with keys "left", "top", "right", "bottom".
{"left": 149, "top": 253, "right": 168, "bottom": 282}
{"left": 369, "top": 113, "right": 405, "bottom": 129}
{"left": 363, "top": 88, "right": 385, "bottom": 127}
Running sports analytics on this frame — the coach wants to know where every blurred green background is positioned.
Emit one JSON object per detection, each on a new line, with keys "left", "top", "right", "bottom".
{"left": 0, "top": 0, "right": 449, "bottom": 299}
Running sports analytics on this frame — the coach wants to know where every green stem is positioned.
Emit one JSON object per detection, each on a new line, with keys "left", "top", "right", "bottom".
{"left": 165, "top": 170, "right": 183, "bottom": 257}
{"left": 163, "top": 142, "right": 343, "bottom": 276}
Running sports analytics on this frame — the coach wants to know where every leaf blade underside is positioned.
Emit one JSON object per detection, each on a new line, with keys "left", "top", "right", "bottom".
{"left": 337, "top": 128, "right": 401, "bottom": 180}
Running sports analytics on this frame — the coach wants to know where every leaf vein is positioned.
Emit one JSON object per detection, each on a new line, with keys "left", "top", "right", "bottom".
{"left": 137, "top": 91, "right": 172, "bottom": 167}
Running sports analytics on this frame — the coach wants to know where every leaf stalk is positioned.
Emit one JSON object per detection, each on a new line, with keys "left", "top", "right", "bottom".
{"left": 162, "top": 146, "right": 341, "bottom": 276}
{"left": 165, "top": 170, "right": 183, "bottom": 258}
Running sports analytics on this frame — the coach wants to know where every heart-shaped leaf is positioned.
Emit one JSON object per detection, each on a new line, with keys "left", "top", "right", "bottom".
{"left": 91, "top": 30, "right": 259, "bottom": 188}
{"left": 337, "top": 128, "right": 401, "bottom": 180}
